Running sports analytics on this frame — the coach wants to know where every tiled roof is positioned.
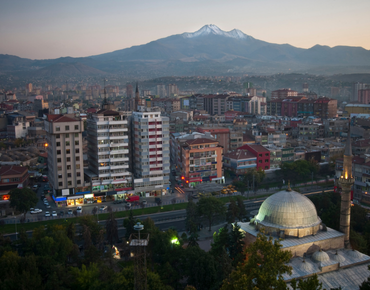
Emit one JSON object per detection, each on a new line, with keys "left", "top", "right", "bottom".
{"left": 243, "top": 134, "right": 255, "bottom": 142}
{"left": 353, "top": 138, "right": 370, "bottom": 148}
{"left": 185, "top": 138, "right": 218, "bottom": 146}
{"left": 197, "top": 127, "right": 230, "bottom": 133}
{"left": 0, "top": 165, "right": 28, "bottom": 176}
{"left": 224, "top": 150, "right": 256, "bottom": 160}
{"left": 47, "top": 114, "right": 79, "bottom": 123}
{"left": 238, "top": 143, "right": 269, "bottom": 153}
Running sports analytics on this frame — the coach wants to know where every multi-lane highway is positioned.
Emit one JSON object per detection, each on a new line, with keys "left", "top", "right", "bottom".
{"left": 3, "top": 187, "right": 333, "bottom": 241}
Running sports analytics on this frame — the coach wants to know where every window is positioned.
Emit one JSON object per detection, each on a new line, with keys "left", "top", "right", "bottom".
{"left": 259, "top": 154, "right": 262, "bottom": 157}
{"left": 67, "top": 165, "right": 71, "bottom": 170}
{"left": 66, "top": 141, "right": 70, "bottom": 146}
{"left": 57, "top": 158, "right": 61, "bottom": 163}
{"left": 56, "top": 126, "right": 60, "bottom": 132}
{"left": 67, "top": 157, "right": 71, "bottom": 162}
{"left": 66, "top": 133, "right": 69, "bottom": 138}
{"left": 265, "top": 159, "right": 268, "bottom": 162}
{"left": 75, "top": 141, "right": 79, "bottom": 145}
{"left": 57, "top": 150, "right": 61, "bottom": 154}
{"left": 56, "top": 142, "right": 60, "bottom": 147}
{"left": 75, "top": 125, "right": 79, "bottom": 130}
{"left": 68, "top": 181, "right": 72, "bottom": 186}
{"left": 67, "top": 173, "right": 71, "bottom": 178}
{"left": 75, "top": 133, "right": 79, "bottom": 137}
{"left": 65, "top": 125, "right": 69, "bottom": 131}
{"left": 76, "top": 156, "right": 80, "bottom": 161}
{"left": 77, "top": 172, "right": 81, "bottom": 177}
{"left": 59, "top": 182, "right": 63, "bottom": 186}
{"left": 76, "top": 164, "right": 80, "bottom": 169}
{"left": 75, "top": 149, "right": 79, "bottom": 153}
{"left": 56, "top": 134, "right": 60, "bottom": 138}
{"left": 259, "top": 160, "right": 262, "bottom": 163}
{"left": 77, "top": 180, "right": 81, "bottom": 184}
{"left": 57, "top": 166, "right": 62, "bottom": 171}
{"left": 66, "top": 149, "right": 70, "bottom": 154}
{"left": 265, "top": 153, "right": 269, "bottom": 156}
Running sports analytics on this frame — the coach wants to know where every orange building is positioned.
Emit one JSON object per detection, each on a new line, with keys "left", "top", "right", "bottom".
{"left": 181, "top": 138, "right": 224, "bottom": 187}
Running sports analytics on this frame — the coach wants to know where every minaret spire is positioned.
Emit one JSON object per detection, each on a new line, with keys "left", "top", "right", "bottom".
{"left": 135, "top": 82, "right": 140, "bottom": 111}
{"left": 339, "top": 120, "right": 354, "bottom": 249}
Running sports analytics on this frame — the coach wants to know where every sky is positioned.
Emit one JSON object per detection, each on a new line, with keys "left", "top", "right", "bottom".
{"left": 1, "top": 0, "right": 370, "bottom": 60}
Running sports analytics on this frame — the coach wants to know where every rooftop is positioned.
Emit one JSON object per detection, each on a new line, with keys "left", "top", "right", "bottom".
{"left": 0, "top": 165, "right": 28, "bottom": 176}
{"left": 224, "top": 149, "right": 256, "bottom": 160}
{"left": 185, "top": 138, "right": 218, "bottom": 146}
{"left": 47, "top": 114, "right": 79, "bottom": 123}
{"left": 238, "top": 143, "right": 269, "bottom": 153}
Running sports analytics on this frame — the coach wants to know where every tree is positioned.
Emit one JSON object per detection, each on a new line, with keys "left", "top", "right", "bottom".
{"left": 290, "top": 274, "right": 323, "bottom": 290}
{"left": 236, "top": 196, "right": 247, "bottom": 221}
{"left": 221, "top": 232, "right": 292, "bottom": 290}
{"left": 9, "top": 188, "right": 38, "bottom": 219}
{"left": 123, "top": 210, "right": 136, "bottom": 240}
{"left": 228, "top": 224, "right": 245, "bottom": 267}
{"left": 106, "top": 211, "right": 118, "bottom": 246}
{"left": 210, "top": 225, "right": 229, "bottom": 257}
{"left": 197, "top": 196, "right": 226, "bottom": 231}
{"left": 360, "top": 265, "right": 370, "bottom": 290}
{"left": 226, "top": 199, "right": 239, "bottom": 224}
{"left": 186, "top": 199, "right": 199, "bottom": 233}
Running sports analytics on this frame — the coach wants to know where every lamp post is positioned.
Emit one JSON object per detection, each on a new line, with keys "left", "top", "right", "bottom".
{"left": 14, "top": 217, "right": 17, "bottom": 241}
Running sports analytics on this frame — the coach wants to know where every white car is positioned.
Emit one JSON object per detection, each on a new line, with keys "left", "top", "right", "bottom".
{"left": 52, "top": 211, "right": 57, "bottom": 217}
{"left": 100, "top": 206, "right": 107, "bottom": 211}
{"left": 45, "top": 204, "right": 51, "bottom": 209}
{"left": 67, "top": 209, "right": 73, "bottom": 215}
{"left": 30, "top": 208, "right": 42, "bottom": 214}
{"left": 43, "top": 199, "right": 48, "bottom": 204}
{"left": 76, "top": 206, "right": 82, "bottom": 214}
{"left": 45, "top": 211, "right": 50, "bottom": 217}
{"left": 32, "top": 185, "right": 38, "bottom": 191}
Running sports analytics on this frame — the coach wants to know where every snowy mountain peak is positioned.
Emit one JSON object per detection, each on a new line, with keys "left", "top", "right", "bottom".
{"left": 183, "top": 24, "right": 252, "bottom": 40}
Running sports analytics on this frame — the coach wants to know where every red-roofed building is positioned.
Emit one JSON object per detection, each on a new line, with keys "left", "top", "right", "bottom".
{"left": 0, "top": 165, "right": 29, "bottom": 198}
{"left": 237, "top": 144, "right": 270, "bottom": 170}
{"left": 181, "top": 138, "right": 224, "bottom": 186}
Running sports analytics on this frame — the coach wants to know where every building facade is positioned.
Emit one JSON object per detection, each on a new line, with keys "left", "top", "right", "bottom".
{"left": 132, "top": 111, "right": 171, "bottom": 197}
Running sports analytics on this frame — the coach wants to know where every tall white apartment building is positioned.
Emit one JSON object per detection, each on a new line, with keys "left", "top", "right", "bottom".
{"left": 132, "top": 110, "right": 170, "bottom": 197}
{"left": 86, "top": 109, "right": 133, "bottom": 200}
{"left": 44, "top": 114, "right": 86, "bottom": 206}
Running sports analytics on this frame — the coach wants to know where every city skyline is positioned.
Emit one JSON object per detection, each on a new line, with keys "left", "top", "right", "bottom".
{"left": 1, "top": 0, "right": 370, "bottom": 59}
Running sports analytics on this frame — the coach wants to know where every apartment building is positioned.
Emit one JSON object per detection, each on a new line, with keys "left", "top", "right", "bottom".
{"left": 323, "top": 118, "right": 349, "bottom": 137}
{"left": 181, "top": 138, "right": 224, "bottom": 187}
{"left": 151, "top": 98, "right": 180, "bottom": 114}
{"left": 197, "top": 127, "right": 230, "bottom": 152}
{"left": 223, "top": 149, "right": 257, "bottom": 175}
{"left": 297, "top": 123, "right": 324, "bottom": 140}
{"left": 7, "top": 113, "right": 32, "bottom": 139}
{"left": 44, "top": 114, "right": 85, "bottom": 206}
{"left": 271, "top": 89, "right": 298, "bottom": 99}
{"left": 132, "top": 110, "right": 171, "bottom": 197}
{"left": 86, "top": 109, "right": 133, "bottom": 202}
{"left": 238, "top": 144, "right": 270, "bottom": 170}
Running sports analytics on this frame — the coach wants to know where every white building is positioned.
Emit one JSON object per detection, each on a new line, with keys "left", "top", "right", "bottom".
{"left": 132, "top": 110, "right": 170, "bottom": 197}
{"left": 86, "top": 109, "right": 133, "bottom": 200}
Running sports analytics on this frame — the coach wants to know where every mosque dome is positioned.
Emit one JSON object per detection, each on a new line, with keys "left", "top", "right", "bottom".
{"left": 312, "top": 249, "right": 330, "bottom": 262}
{"left": 254, "top": 188, "right": 321, "bottom": 238}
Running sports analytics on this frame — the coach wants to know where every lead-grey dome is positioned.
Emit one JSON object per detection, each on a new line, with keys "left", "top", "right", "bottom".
{"left": 255, "top": 189, "right": 321, "bottom": 237}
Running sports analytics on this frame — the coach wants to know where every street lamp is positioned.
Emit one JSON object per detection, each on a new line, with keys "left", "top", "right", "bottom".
{"left": 134, "top": 222, "right": 144, "bottom": 240}
{"left": 14, "top": 217, "right": 17, "bottom": 241}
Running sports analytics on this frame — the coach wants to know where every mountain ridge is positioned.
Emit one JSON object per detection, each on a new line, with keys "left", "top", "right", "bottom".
{"left": 1, "top": 24, "right": 370, "bottom": 77}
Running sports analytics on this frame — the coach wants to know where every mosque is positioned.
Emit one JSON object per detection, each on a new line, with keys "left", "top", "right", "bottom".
{"left": 238, "top": 128, "right": 370, "bottom": 289}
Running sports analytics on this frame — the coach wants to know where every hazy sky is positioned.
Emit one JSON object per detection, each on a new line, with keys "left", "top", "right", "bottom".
{"left": 1, "top": 0, "right": 369, "bottom": 59}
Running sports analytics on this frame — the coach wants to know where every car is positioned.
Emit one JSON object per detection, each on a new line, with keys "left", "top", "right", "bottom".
{"left": 100, "top": 206, "right": 107, "bottom": 211}
{"left": 76, "top": 206, "right": 82, "bottom": 214}
{"left": 45, "top": 204, "right": 51, "bottom": 209}
{"left": 30, "top": 208, "right": 42, "bottom": 214}
{"left": 41, "top": 195, "right": 45, "bottom": 199}
{"left": 67, "top": 209, "right": 73, "bottom": 215}
{"left": 59, "top": 211, "right": 64, "bottom": 216}
{"left": 44, "top": 184, "right": 50, "bottom": 189}
{"left": 43, "top": 198, "right": 48, "bottom": 203}
{"left": 52, "top": 211, "right": 57, "bottom": 217}
{"left": 141, "top": 200, "right": 147, "bottom": 205}
{"left": 32, "top": 185, "right": 38, "bottom": 191}
{"left": 113, "top": 200, "right": 123, "bottom": 204}
{"left": 125, "top": 203, "right": 131, "bottom": 208}
{"left": 45, "top": 211, "right": 50, "bottom": 217}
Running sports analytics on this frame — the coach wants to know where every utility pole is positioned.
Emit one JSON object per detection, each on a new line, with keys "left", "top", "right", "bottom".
{"left": 312, "top": 171, "right": 314, "bottom": 187}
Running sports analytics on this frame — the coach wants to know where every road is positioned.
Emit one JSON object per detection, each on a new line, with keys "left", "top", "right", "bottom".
{"left": 3, "top": 187, "right": 332, "bottom": 241}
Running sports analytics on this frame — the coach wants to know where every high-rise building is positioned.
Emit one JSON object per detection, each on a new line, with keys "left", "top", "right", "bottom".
{"left": 26, "top": 83, "right": 33, "bottom": 94}
{"left": 132, "top": 110, "right": 170, "bottom": 197}
{"left": 271, "top": 89, "right": 298, "bottom": 99}
{"left": 86, "top": 109, "right": 133, "bottom": 200}
{"left": 126, "top": 84, "right": 134, "bottom": 99}
{"left": 352, "top": 82, "right": 367, "bottom": 102}
{"left": 302, "top": 83, "right": 309, "bottom": 92}
{"left": 156, "top": 84, "right": 167, "bottom": 98}
{"left": 167, "top": 84, "right": 179, "bottom": 97}
{"left": 358, "top": 89, "right": 370, "bottom": 104}
{"left": 44, "top": 114, "right": 85, "bottom": 206}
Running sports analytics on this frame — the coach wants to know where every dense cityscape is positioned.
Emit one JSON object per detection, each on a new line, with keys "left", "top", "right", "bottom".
{"left": 2, "top": 1, "right": 370, "bottom": 289}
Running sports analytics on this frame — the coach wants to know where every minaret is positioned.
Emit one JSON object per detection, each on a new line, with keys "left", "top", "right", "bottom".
{"left": 338, "top": 122, "right": 354, "bottom": 249}
{"left": 135, "top": 83, "right": 140, "bottom": 111}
